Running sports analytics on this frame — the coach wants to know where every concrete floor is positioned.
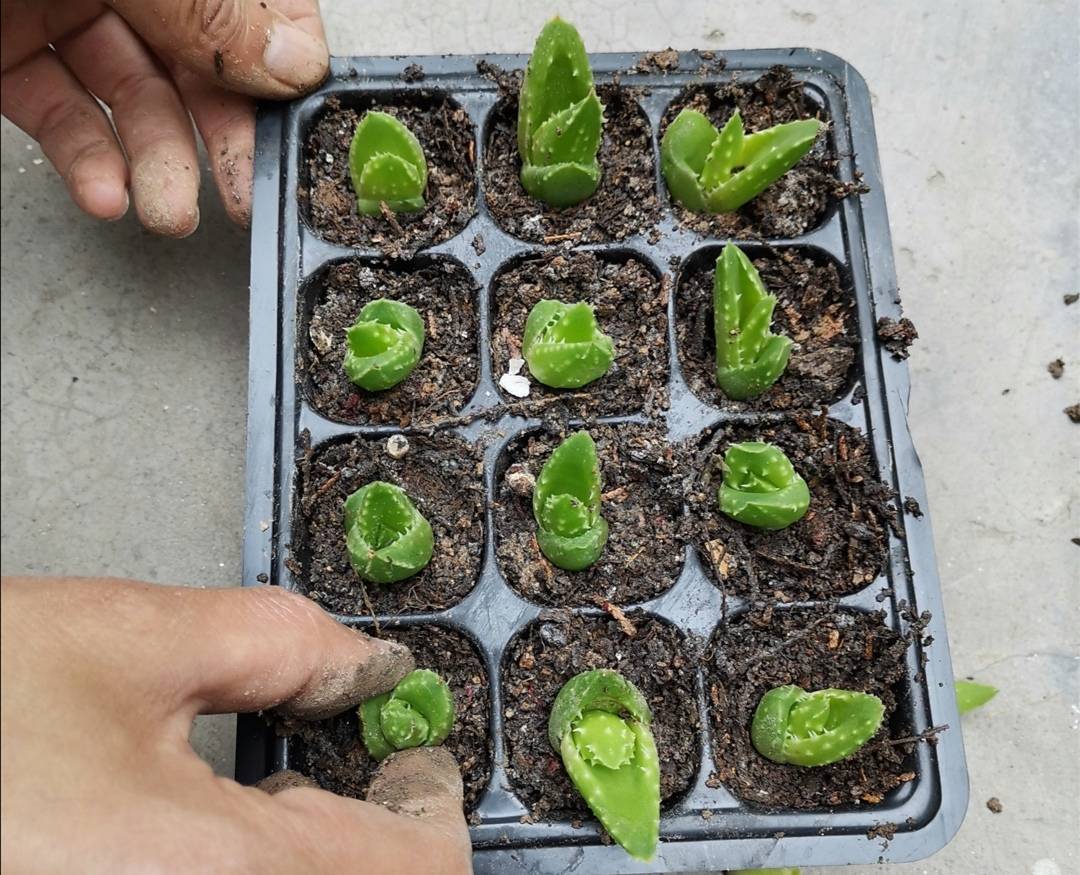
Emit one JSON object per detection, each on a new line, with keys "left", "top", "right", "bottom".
{"left": 2, "top": 1, "right": 1077, "bottom": 872}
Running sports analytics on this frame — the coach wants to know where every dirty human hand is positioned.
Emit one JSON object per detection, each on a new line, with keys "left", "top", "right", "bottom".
{"left": 0, "top": 0, "right": 329, "bottom": 234}
{"left": 0, "top": 577, "right": 474, "bottom": 874}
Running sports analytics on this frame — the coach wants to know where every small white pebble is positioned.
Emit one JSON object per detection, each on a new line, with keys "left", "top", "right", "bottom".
{"left": 508, "top": 356, "right": 526, "bottom": 376}
{"left": 386, "top": 434, "right": 409, "bottom": 459}
{"left": 500, "top": 373, "right": 530, "bottom": 398}
{"left": 32, "top": 158, "right": 43, "bottom": 166}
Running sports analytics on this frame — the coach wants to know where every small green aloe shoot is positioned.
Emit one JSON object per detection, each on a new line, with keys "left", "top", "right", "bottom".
{"left": 518, "top": 18, "right": 605, "bottom": 208}
{"left": 956, "top": 680, "right": 997, "bottom": 715}
{"left": 348, "top": 110, "right": 428, "bottom": 216}
{"left": 713, "top": 243, "right": 792, "bottom": 401}
{"left": 522, "top": 299, "right": 614, "bottom": 388}
{"left": 719, "top": 442, "right": 810, "bottom": 530}
{"left": 533, "top": 431, "right": 608, "bottom": 570}
{"left": 360, "top": 669, "right": 455, "bottom": 761}
{"left": 343, "top": 299, "right": 425, "bottom": 392}
{"left": 661, "top": 108, "right": 822, "bottom": 213}
{"left": 549, "top": 669, "right": 660, "bottom": 861}
{"left": 344, "top": 481, "right": 434, "bottom": 584}
{"left": 752, "top": 685, "right": 884, "bottom": 767}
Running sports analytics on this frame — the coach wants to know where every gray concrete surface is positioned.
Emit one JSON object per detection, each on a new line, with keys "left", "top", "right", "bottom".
{"left": 2, "top": 1, "right": 1077, "bottom": 872}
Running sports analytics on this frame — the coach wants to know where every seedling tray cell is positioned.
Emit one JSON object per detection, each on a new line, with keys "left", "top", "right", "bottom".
{"left": 237, "top": 49, "right": 968, "bottom": 873}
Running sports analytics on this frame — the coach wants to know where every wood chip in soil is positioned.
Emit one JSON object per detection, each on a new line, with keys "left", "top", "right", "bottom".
{"left": 301, "top": 95, "right": 476, "bottom": 256}
{"left": 483, "top": 84, "right": 660, "bottom": 243}
{"left": 659, "top": 67, "right": 863, "bottom": 239}
{"left": 303, "top": 259, "right": 479, "bottom": 427}
{"left": 495, "top": 424, "right": 684, "bottom": 607}
{"left": 503, "top": 613, "right": 699, "bottom": 819}
{"left": 676, "top": 247, "right": 858, "bottom": 411}
{"left": 708, "top": 607, "right": 918, "bottom": 809}
{"left": 273, "top": 625, "right": 491, "bottom": 810}
{"left": 688, "top": 415, "right": 894, "bottom": 601}
{"left": 491, "top": 251, "right": 669, "bottom": 418}
{"left": 295, "top": 432, "right": 484, "bottom": 617}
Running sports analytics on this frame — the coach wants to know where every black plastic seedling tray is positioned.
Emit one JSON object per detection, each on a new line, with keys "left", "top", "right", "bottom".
{"left": 236, "top": 49, "right": 968, "bottom": 873}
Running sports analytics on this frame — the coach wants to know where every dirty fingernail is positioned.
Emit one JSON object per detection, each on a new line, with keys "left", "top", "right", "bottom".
{"left": 263, "top": 23, "right": 329, "bottom": 92}
{"left": 368, "top": 747, "right": 464, "bottom": 816}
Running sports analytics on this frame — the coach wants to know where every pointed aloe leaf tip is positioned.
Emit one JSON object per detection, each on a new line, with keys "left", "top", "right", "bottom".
{"left": 532, "top": 430, "right": 608, "bottom": 571}
{"left": 349, "top": 111, "right": 428, "bottom": 216}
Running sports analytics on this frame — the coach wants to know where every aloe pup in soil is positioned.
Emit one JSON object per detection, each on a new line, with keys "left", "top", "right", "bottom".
{"left": 522, "top": 299, "right": 614, "bottom": 388}
{"left": 549, "top": 670, "right": 660, "bottom": 860}
{"left": 360, "top": 669, "right": 455, "bottom": 760}
{"left": 348, "top": 110, "right": 428, "bottom": 215}
{"left": 533, "top": 430, "right": 608, "bottom": 570}
{"left": 343, "top": 299, "right": 425, "bottom": 392}
{"left": 719, "top": 441, "right": 810, "bottom": 529}
{"left": 344, "top": 481, "right": 433, "bottom": 583}
{"left": 661, "top": 106, "right": 822, "bottom": 213}
{"left": 517, "top": 18, "right": 605, "bottom": 207}
{"left": 752, "top": 685, "right": 884, "bottom": 767}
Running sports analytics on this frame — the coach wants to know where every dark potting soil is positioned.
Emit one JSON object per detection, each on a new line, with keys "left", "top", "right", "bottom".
{"left": 276, "top": 625, "right": 491, "bottom": 811}
{"left": 301, "top": 95, "right": 476, "bottom": 256}
{"left": 503, "top": 613, "right": 700, "bottom": 820}
{"left": 494, "top": 424, "right": 684, "bottom": 607}
{"left": 688, "top": 415, "right": 894, "bottom": 602}
{"left": 482, "top": 84, "right": 660, "bottom": 244}
{"left": 707, "top": 607, "right": 916, "bottom": 809}
{"left": 294, "top": 432, "right": 484, "bottom": 617}
{"left": 676, "top": 248, "right": 858, "bottom": 411}
{"left": 491, "top": 251, "right": 669, "bottom": 418}
{"left": 659, "top": 67, "right": 863, "bottom": 239}
{"left": 303, "top": 259, "right": 479, "bottom": 427}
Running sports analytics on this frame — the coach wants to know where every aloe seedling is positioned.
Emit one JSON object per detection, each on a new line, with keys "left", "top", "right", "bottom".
{"left": 713, "top": 243, "right": 792, "bottom": 400}
{"left": 752, "top": 685, "right": 884, "bottom": 767}
{"left": 343, "top": 299, "right": 425, "bottom": 392}
{"left": 517, "top": 18, "right": 605, "bottom": 208}
{"left": 549, "top": 669, "right": 659, "bottom": 860}
{"left": 533, "top": 431, "right": 608, "bottom": 570}
{"left": 344, "top": 481, "right": 434, "bottom": 584}
{"left": 661, "top": 108, "right": 822, "bottom": 213}
{"left": 360, "top": 669, "right": 455, "bottom": 761}
{"left": 348, "top": 110, "right": 428, "bottom": 216}
{"left": 718, "top": 442, "right": 809, "bottom": 530}
{"left": 956, "top": 680, "right": 998, "bottom": 715}
{"left": 522, "top": 299, "right": 614, "bottom": 388}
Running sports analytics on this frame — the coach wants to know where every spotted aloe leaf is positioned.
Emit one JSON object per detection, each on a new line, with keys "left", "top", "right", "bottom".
{"left": 956, "top": 680, "right": 997, "bottom": 715}
{"left": 719, "top": 441, "right": 809, "bottom": 530}
{"left": 360, "top": 669, "right": 455, "bottom": 761}
{"left": 713, "top": 243, "right": 792, "bottom": 400}
{"left": 549, "top": 669, "right": 659, "bottom": 861}
{"left": 751, "top": 685, "right": 884, "bottom": 767}
{"left": 522, "top": 299, "right": 614, "bottom": 388}
{"left": 348, "top": 110, "right": 428, "bottom": 216}
{"left": 518, "top": 18, "right": 605, "bottom": 208}
{"left": 532, "top": 430, "right": 608, "bottom": 570}
{"left": 343, "top": 481, "right": 433, "bottom": 584}
{"left": 343, "top": 298, "right": 425, "bottom": 392}
{"left": 661, "top": 108, "right": 822, "bottom": 213}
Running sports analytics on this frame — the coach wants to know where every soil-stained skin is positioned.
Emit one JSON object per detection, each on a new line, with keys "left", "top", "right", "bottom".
{"left": 303, "top": 258, "right": 479, "bottom": 427}
{"left": 294, "top": 432, "right": 484, "bottom": 618}
{"left": 276, "top": 625, "right": 492, "bottom": 811}
{"left": 707, "top": 607, "right": 919, "bottom": 809}
{"left": 503, "top": 613, "right": 700, "bottom": 819}
{"left": 490, "top": 250, "right": 669, "bottom": 418}
{"left": 495, "top": 424, "right": 685, "bottom": 607}
{"left": 688, "top": 415, "right": 894, "bottom": 602}
{"left": 301, "top": 95, "right": 476, "bottom": 256}
{"left": 676, "top": 247, "right": 858, "bottom": 411}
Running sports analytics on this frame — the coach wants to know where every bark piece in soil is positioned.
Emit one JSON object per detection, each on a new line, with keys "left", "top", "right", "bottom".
{"left": 689, "top": 415, "right": 894, "bottom": 601}
{"left": 301, "top": 94, "right": 476, "bottom": 255}
{"left": 1066, "top": 403, "right": 1080, "bottom": 423}
{"left": 275, "top": 625, "right": 491, "bottom": 810}
{"left": 303, "top": 258, "right": 479, "bottom": 427}
{"left": 503, "top": 613, "right": 699, "bottom": 820}
{"left": 659, "top": 68, "right": 861, "bottom": 239}
{"left": 876, "top": 317, "right": 918, "bottom": 360}
{"left": 1047, "top": 358, "right": 1065, "bottom": 379}
{"left": 676, "top": 247, "right": 857, "bottom": 411}
{"left": 495, "top": 424, "right": 684, "bottom": 607}
{"left": 491, "top": 251, "right": 669, "bottom": 417}
{"left": 483, "top": 85, "right": 660, "bottom": 243}
{"left": 295, "top": 432, "right": 484, "bottom": 617}
{"left": 708, "top": 607, "right": 915, "bottom": 809}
